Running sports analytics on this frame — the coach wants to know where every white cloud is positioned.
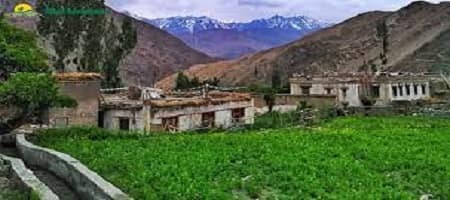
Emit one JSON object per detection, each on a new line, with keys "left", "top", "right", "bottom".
{"left": 106, "top": 0, "right": 444, "bottom": 23}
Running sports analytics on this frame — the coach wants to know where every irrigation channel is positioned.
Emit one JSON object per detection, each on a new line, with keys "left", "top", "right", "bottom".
{"left": 0, "top": 138, "right": 80, "bottom": 200}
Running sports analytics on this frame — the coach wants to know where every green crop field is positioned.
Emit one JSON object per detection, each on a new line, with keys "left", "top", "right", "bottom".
{"left": 36, "top": 117, "right": 450, "bottom": 199}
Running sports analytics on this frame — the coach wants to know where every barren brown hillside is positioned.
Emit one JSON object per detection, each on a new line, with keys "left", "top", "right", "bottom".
{"left": 117, "top": 12, "right": 216, "bottom": 86}
{"left": 157, "top": 1, "right": 450, "bottom": 89}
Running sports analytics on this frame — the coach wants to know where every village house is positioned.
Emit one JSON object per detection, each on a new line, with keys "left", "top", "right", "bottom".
{"left": 49, "top": 73, "right": 102, "bottom": 128}
{"left": 47, "top": 73, "right": 255, "bottom": 132}
{"left": 289, "top": 72, "right": 444, "bottom": 107}
{"left": 100, "top": 87, "right": 255, "bottom": 132}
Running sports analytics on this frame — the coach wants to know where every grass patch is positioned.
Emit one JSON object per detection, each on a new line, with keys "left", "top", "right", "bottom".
{"left": 252, "top": 111, "right": 300, "bottom": 129}
{"left": 0, "top": 190, "right": 28, "bottom": 200}
{"left": 35, "top": 116, "right": 450, "bottom": 199}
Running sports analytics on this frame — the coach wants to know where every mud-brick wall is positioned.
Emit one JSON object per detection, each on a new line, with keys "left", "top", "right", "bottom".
{"left": 49, "top": 81, "right": 101, "bottom": 127}
{"left": 253, "top": 94, "right": 336, "bottom": 108}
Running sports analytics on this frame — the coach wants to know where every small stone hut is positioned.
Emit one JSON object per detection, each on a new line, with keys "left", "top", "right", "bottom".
{"left": 48, "top": 72, "right": 102, "bottom": 128}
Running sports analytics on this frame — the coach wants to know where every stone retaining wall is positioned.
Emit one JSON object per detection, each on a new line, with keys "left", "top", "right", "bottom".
{"left": 0, "top": 154, "right": 59, "bottom": 200}
{"left": 16, "top": 134, "right": 132, "bottom": 200}
{"left": 252, "top": 94, "right": 336, "bottom": 114}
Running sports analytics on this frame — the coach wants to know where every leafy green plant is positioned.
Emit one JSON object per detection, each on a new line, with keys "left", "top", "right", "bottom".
{"left": 0, "top": 190, "right": 28, "bottom": 200}
{"left": 0, "top": 19, "right": 48, "bottom": 80}
{"left": 35, "top": 116, "right": 450, "bottom": 200}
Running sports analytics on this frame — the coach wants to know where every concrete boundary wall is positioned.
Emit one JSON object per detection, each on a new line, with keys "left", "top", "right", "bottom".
{"left": 0, "top": 154, "right": 59, "bottom": 200}
{"left": 16, "top": 134, "right": 132, "bottom": 200}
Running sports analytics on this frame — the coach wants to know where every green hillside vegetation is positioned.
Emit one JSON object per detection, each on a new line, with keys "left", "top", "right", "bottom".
{"left": 36, "top": 0, "right": 137, "bottom": 88}
{"left": 36, "top": 116, "right": 450, "bottom": 199}
{"left": 0, "top": 18, "right": 48, "bottom": 80}
{"left": 0, "top": 18, "right": 76, "bottom": 134}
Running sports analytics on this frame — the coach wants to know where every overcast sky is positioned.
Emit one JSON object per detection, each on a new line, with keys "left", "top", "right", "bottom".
{"left": 106, "top": 0, "right": 444, "bottom": 23}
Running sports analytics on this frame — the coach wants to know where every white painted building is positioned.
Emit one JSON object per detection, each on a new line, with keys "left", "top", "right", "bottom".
{"left": 290, "top": 73, "right": 440, "bottom": 107}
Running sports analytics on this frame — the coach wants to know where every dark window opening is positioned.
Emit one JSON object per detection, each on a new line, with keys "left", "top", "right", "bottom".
{"left": 392, "top": 86, "right": 398, "bottom": 97}
{"left": 371, "top": 86, "right": 380, "bottom": 98}
{"left": 232, "top": 108, "right": 245, "bottom": 119}
{"left": 301, "top": 86, "right": 311, "bottom": 95}
{"left": 232, "top": 108, "right": 246, "bottom": 123}
{"left": 202, "top": 112, "right": 215, "bottom": 127}
{"left": 422, "top": 84, "right": 427, "bottom": 95}
{"left": 119, "top": 118, "right": 130, "bottom": 131}
{"left": 398, "top": 85, "right": 403, "bottom": 96}
{"left": 405, "top": 84, "right": 411, "bottom": 96}
{"left": 98, "top": 111, "right": 104, "bottom": 128}
{"left": 341, "top": 88, "right": 348, "bottom": 98}
{"left": 163, "top": 117, "right": 178, "bottom": 131}
{"left": 325, "top": 88, "right": 333, "bottom": 95}
{"left": 414, "top": 85, "right": 418, "bottom": 95}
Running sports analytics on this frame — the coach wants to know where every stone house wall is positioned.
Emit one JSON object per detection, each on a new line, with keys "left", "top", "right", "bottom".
{"left": 253, "top": 94, "right": 336, "bottom": 109}
{"left": 253, "top": 94, "right": 336, "bottom": 114}
{"left": 290, "top": 76, "right": 436, "bottom": 107}
{"left": 149, "top": 100, "right": 254, "bottom": 131}
{"left": 102, "top": 109, "right": 144, "bottom": 131}
{"left": 49, "top": 80, "right": 101, "bottom": 128}
{"left": 102, "top": 100, "right": 255, "bottom": 132}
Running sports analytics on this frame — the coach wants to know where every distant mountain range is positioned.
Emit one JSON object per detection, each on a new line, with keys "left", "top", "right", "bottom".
{"left": 146, "top": 16, "right": 330, "bottom": 59}
{"left": 157, "top": 1, "right": 450, "bottom": 89}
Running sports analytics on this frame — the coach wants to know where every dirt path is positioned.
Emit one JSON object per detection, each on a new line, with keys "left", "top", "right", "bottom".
{"left": 0, "top": 144, "right": 80, "bottom": 200}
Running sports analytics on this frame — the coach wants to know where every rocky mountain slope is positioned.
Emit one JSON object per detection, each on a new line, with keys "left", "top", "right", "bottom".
{"left": 157, "top": 1, "right": 450, "bottom": 89}
{"left": 1, "top": 0, "right": 214, "bottom": 88}
{"left": 148, "top": 16, "right": 329, "bottom": 58}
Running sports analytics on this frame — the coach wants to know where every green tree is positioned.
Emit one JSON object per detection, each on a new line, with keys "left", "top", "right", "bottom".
{"left": 0, "top": 19, "right": 48, "bottom": 80}
{"left": 0, "top": 73, "right": 77, "bottom": 134}
{"left": 175, "top": 72, "right": 192, "bottom": 90}
{"left": 36, "top": 0, "right": 137, "bottom": 88}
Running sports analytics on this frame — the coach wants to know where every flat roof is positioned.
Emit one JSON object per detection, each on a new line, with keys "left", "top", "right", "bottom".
{"left": 101, "top": 92, "right": 143, "bottom": 110}
{"left": 290, "top": 72, "right": 442, "bottom": 84}
{"left": 55, "top": 72, "right": 102, "bottom": 81}
{"left": 101, "top": 91, "right": 252, "bottom": 110}
{"left": 145, "top": 92, "right": 251, "bottom": 108}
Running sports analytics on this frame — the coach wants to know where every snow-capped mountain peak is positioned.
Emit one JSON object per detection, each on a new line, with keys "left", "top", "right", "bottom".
{"left": 148, "top": 16, "right": 230, "bottom": 34}
{"left": 240, "top": 15, "right": 329, "bottom": 31}
{"left": 147, "top": 15, "right": 330, "bottom": 34}
{"left": 144, "top": 15, "right": 331, "bottom": 58}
